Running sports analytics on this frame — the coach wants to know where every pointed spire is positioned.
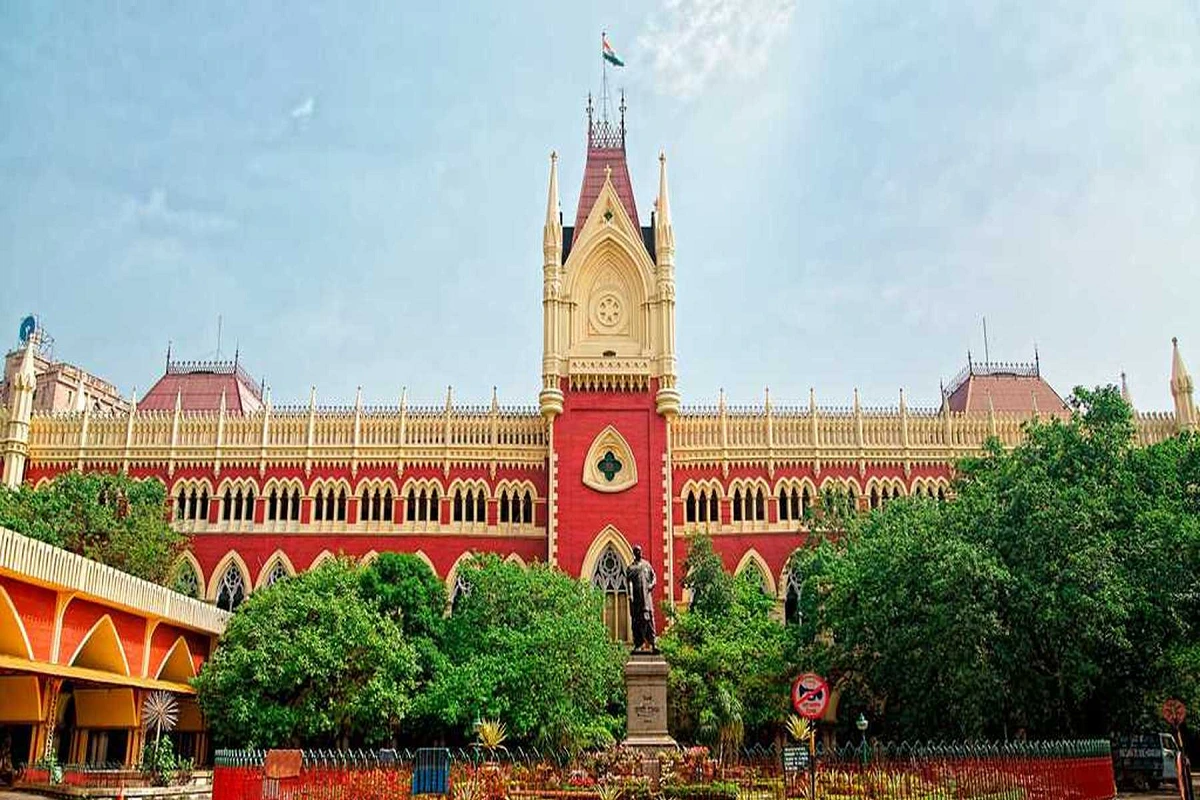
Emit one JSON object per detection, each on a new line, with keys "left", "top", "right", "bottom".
{"left": 491, "top": 386, "right": 499, "bottom": 412}
{"left": 399, "top": 386, "right": 407, "bottom": 412}
{"left": 898, "top": 387, "right": 907, "bottom": 412}
{"left": 445, "top": 385, "right": 454, "bottom": 411}
{"left": 14, "top": 339, "right": 36, "bottom": 391}
{"left": 1120, "top": 372, "right": 1132, "bottom": 406}
{"left": 809, "top": 387, "right": 816, "bottom": 412}
{"left": 763, "top": 386, "right": 771, "bottom": 411}
{"left": 173, "top": 387, "right": 182, "bottom": 413}
{"left": 165, "top": 340, "right": 172, "bottom": 371}
{"left": 853, "top": 387, "right": 861, "bottom": 413}
{"left": 218, "top": 388, "right": 226, "bottom": 416}
{"left": 354, "top": 385, "right": 363, "bottom": 411}
{"left": 263, "top": 385, "right": 272, "bottom": 408}
{"left": 128, "top": 387, "right": 138, "bottom": 414}
{"left": 308, "top": 386, "right": 317, "bottom": 410}
{"left": 1172, "top": 337, "right": 1192, "bottom": 391}
{"left": 718, "top": 387, "right": 726, "bottom": 412}
{"left": 1171, "top": 337, "right": 1196, "bottom": 431}
{"left": 546, "top": 151, "right": 559, "bottom": 226}
{"left": 657, "top": 151, "right": 672, "bottom": 227}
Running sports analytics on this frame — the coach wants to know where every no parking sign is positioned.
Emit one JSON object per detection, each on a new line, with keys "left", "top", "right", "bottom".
{"left": 791, "top": 672, "right": 830, "bottom": 720}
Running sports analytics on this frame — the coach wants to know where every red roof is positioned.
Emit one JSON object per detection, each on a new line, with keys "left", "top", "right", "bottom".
{"left": 944, "top": 367, "right": 1068, "bottom": 417}
{"left": 574, "top": 115, "right": 640, "bottom": 233}
{"left": 140, "top": 361, "right": 264, "bottom": 414}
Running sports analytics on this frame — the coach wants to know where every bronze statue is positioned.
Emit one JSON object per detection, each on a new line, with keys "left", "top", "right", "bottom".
{"left": 626, "top": 545, "right": 657, "bottom": 652}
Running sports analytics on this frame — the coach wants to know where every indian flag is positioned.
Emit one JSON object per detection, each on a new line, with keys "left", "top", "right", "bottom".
{"left": 602, "top": 34, "right": 624, "bottom": 67}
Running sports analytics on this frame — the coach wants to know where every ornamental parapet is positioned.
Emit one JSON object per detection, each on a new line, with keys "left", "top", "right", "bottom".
{"left": 671, "top": 404, "right": 1181, "bottom": 468}
{"left": 0, "top": 525, "right": 228, "bottom": 634}
{"left": 26, "top": 404, "right": 547, "bottom": 473}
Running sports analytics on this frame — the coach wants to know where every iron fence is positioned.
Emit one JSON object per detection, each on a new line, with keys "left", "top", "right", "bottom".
{"left": 212, "top": 740, "right": 1118, "bottom": 800}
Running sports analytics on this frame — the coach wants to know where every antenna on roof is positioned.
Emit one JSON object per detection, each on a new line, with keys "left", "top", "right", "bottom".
{"left": 982, "top": 317, "right": 990, "bottom": 363}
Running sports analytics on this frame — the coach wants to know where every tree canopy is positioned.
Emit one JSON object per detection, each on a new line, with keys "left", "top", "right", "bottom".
{"left": 194, "top": 559, "right": 420, "bottom": 748}
{"left": 419, "top": 554, "right": 626, "bottom": 751}
{"left": 661, "top": 535, "right": 790, "bottom": 752}
{"left": 0, "top": 471, "right": 188, "bottom": 584}
{"left": 796, "top": 386, "right": 1200, "bottom": 739}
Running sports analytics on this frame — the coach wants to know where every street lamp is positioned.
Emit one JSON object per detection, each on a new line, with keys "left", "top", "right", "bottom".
{"left": 856, "top": 713, "right": 870, "bottom": 765}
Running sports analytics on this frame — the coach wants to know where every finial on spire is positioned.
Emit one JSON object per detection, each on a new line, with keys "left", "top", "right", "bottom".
{"left": 445, "top": 385, "right": 454, "bottom": 410}
{"left": 309, "top": 386, "right": 317, "bottom": 409}
{"left": 1034, "top": 344, "right": 1040, "bottom": 375}
{"left": 491, "top": 386, "right": 499, "bottom": 412}
{"left": 165, "top": 340, "right": 172, "bottom": 371}
{"left": 809, "top": 387, "right": 816, "bottom": 411}
{"left": 355, "top": 386, "right": 362, "bottom": 410}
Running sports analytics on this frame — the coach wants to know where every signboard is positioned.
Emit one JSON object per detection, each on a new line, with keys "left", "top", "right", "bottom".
{"left": 1163, "top": 698, "right": 1187, "bottom": 728}
{"left": 782, "top": 746, "right": 810, "bottom": 773}
{"left": 791, "top": 672, "right": 830, "bottom": 720}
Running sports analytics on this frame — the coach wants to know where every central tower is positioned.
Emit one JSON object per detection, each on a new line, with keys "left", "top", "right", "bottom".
{"left": 541, "top": 95, "right": 679, "bottom": 632}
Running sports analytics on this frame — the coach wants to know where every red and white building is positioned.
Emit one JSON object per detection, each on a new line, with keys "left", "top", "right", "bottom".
{"left": 1, "top": 102, "right": 1195, "bottom": 640}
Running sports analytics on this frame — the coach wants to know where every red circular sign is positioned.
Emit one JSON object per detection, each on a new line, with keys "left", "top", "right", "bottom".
{"left": 791, "top": 673, "right": 830, "bottom": 720}
{"left": 1163, "top": 699, "right": 1186, "bottom": 728}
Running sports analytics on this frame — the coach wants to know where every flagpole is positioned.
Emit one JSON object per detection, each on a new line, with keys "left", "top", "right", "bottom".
{"left": 601, "top": 30, "right": 609, "bottom": 124}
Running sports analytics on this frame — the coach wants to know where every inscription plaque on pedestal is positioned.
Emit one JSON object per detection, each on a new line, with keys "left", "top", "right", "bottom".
{"left": 622, "top": 654, "right": 677, "bottom": 751}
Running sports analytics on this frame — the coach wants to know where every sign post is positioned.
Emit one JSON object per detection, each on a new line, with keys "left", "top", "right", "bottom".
{"left": 791, "top": 673, "right": 830, "bottom": 800}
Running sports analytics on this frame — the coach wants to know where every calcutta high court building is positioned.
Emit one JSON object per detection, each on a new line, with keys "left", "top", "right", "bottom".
{"left": 3, "top": 96, "right": 1197, "bottom": 641}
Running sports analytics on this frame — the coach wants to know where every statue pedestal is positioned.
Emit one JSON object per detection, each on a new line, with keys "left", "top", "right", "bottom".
{"left": 622, "top": 654, "right": 677, "bottom": 752}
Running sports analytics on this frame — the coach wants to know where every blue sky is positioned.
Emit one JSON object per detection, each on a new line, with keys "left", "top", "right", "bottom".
{"left": 1, "top": 2, "right": 1197, "bottom": 410}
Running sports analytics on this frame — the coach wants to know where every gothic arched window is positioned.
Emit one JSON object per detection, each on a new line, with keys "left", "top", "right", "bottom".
{"left": 592, "top": 545, "right": 630, "bottom": 643}
{"left": 216, "top": 563, "right": 247, "bottom": 611}
{"left": 264, "top": 560, "right": 290, "bottom": 587}
{"left": 732, "top": 489, "right": 743, "bottom": 522}
{"left": 784, "top": 567, "right": 802, "bottom": 626}
{"left": 522, "top": 491, "right": 533, "bottom": 525}
{"left": 172, "top": 561, "right": 200, "bottom": 599}
{"left": 450, "top": 571, "right": 471, "bottom": 612}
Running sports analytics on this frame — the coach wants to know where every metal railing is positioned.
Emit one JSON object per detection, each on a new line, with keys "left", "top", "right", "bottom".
{"left": 212, "top": 740, "right": 1117, "bottom": 800}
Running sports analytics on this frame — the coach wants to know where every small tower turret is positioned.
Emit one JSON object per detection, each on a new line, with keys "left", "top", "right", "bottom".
{"left": 654, "top": 151, "right": 680, "bottom": 417}
{"left": 2, "top": 341, "right": 37, "bottom": 488}
{"left": 1171, "top": 337, "right": 1196, "bottom": 432}
{"left": 540, "top": 151, "right": 565, "bottom": 421}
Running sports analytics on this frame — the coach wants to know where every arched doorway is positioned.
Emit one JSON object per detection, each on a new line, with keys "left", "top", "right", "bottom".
{"left": 591, "top": 545, "right": 630, "bottom": 642}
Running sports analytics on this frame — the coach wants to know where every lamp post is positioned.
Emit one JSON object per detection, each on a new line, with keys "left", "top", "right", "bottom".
{"left": 856, "top": 713, "right": 869, "bottom": 766}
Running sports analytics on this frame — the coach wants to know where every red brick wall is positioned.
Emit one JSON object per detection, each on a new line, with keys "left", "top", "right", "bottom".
{"left": 553, "top": 380, "right": 668, "bottom": 584}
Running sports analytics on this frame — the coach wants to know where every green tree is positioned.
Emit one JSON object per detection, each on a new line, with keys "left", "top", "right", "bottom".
{"left": 194, "top": 559, "right": 420, "bottom": 748}
{"left": 420, "top": 555, "right": 625, "bottom": 750}
{"left": 662, "top": 535, "right": 789, "bottom": 752}
{"left": 360, "top": 552, "right": 447, "bottom": 640}
{"left": 359, "top": 552, "right": 448, "bottom": 740}
{"left": 0, "top": 471, "right": 187, "bottom": 584}
{"left": 803, "top": 386, "right": 1200, "bottom": 738}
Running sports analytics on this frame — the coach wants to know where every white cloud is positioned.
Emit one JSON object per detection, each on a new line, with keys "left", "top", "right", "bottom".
{"left": 290, "top": 96, "right": 315, "bottom": 119}
{"left": 637, "top": 0, "right": 796, "bottom": 100}
{"left": 119, "top": 188, "right": 235, "bottom": 236}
